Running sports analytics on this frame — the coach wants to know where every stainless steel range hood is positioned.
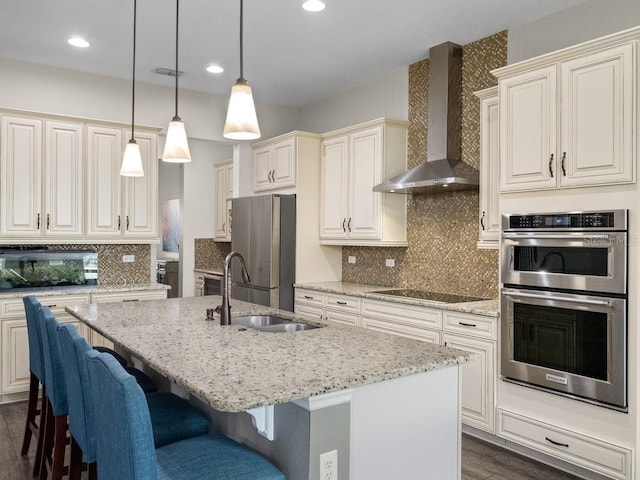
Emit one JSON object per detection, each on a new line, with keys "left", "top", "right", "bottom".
{"left": 373, "top": 42, "right": 479, "bottom": 194}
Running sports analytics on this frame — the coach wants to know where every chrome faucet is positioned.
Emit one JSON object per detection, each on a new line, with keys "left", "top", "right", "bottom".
{"left": 216, "top": 251, "right": 250, "bottom": 326}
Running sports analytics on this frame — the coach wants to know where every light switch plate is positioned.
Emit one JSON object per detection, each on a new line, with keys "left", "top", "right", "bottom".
{"left": 122, "top": 255, "right": 135, "bottom": 263}
{"left": 348, "top": 256, "right": 356, "bottom": 264}
{"left": 385, "top": 258, "right": 395, "bottom": 268}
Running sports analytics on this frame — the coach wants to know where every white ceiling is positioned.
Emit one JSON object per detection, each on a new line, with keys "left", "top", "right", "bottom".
{"left": 1, "top": 0, "right": 589, "bottom": 108}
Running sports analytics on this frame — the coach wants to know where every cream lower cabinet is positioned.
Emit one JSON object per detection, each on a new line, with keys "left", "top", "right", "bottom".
{"left": 0, "top": 294, "right": 91, "bottom": 396}
{"left": 320, "top": 118, "right": 408, "bottom": 246}
{"left": 294, "top": 288, "right": 361, "bottom": 326}
{"left": 361, "top": 299, "right": 441, "bottom": 344}
{"left": 442, "top": 310, "right": 497, "bottom": 433}
{"left": 89, "top": 290, "right": 168, "bottom": 348}
{"left": 495, "top": 37, "right": 636, "bottom": 192}
{"left": 86, "top": 126, "right": 159, "bottom": 240}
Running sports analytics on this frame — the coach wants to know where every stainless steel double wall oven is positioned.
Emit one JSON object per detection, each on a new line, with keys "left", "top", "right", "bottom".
{"left": 501, "top": 210, "right": 628, "bottom": 411}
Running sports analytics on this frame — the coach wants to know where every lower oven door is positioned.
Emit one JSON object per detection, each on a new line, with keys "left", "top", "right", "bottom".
{"left": 501, "top": 287, "right": 627, "bottom": 410}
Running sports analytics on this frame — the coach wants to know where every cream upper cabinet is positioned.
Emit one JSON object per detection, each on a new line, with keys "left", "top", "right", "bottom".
{"left": 496, "top": 39, "right": 636, "bottom": 192}
{"left": 0, "top": 115, "right": 84, "bottom": 239}
{"left": 320, "top": 118, "right": 408, "bottom": 246}
{"left": 214, "top": 161, "right": 233, "bottom": 242}
{"left": 86, "top": 125, "right": 159, "bottom": 240}
{"left": 475, "top": 87, "right": 500, "bottom": 249}
{"left": 252, "top": 136, "right": 296, "bottom": 193}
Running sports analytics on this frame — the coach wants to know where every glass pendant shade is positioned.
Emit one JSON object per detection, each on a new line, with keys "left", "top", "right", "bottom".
{"left": 162, "top": 116, "right": 192, "bottom": 162}
{"left": 223, "top": 79, "right": 261, "bottom": 140}
{"left": 120, "top": 139, "right": 144, "bottom": 177}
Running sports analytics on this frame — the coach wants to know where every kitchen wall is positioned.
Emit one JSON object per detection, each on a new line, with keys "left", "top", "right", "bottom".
{"left": 341, "top": 31, "right": 507, "bottom": 299}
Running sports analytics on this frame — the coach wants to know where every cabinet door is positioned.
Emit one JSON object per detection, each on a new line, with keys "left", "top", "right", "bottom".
{"left": 320, "top": 136, "right": 349, "bottom": 239}
{"left": 477, "top": 91, "right": 500, "bottom": 248}
{"left": 499, "top": 66, "right": 557, "bottom": 192}
{"left": 272, "top": 138, "right": 296, "bottom": 189}
{"left": 0, "top": 116, "right": 42, "bottom": 237}
{"left": 123, "top": 131, "right": 158, "bottom": 238}
{"left": 44, "top": 120, "right": 84, "bottom": 237}
{"left": 443, "top": 333, "right": 495, "bottom": 433}
{"left": 86, "top": 125, "right": 123, "bottom": 236}
{"left": 253, "top": 146, "right": 272, "bottom": 192}
{"left": 1, "top": 319, "right": 30, "bottom": 393}
{"left": 226, "top": 199, "right": 233, "bottom": 241}
{"left": 349, "top": 127, "right": 382, "bottom": 239}
{"left": 214, "top": 165, "right": 228, "bottom": 239}
{"left": 225, "top": 164, "right": 234, "bottom": 198}
{"left": 560, "top": 43, "right": 635, "bottom": 187}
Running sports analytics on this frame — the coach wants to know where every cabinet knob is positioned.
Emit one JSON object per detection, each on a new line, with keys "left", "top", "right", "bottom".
{"left": 548, "top": 153, "right": 554, "bottom": 178}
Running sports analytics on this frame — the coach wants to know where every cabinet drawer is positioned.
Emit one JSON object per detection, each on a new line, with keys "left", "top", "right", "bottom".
{"left": 443, "top": 311, "right": 497, "bottom": 340}
{"left": 362, "top": 299, "right": 442, "bottom": 330}
{"left": 362, "top": 316, "right": 440, "bottom": 344}
{"left": 295, "top": 304, "right": 324, "bottom": 322}
{"left": 325, "top": 294, "right": 360, "bottom": 313}
{"left": 0, "top": 294, "right": 91, "bottom": 318}
{"left": 497, "top": 409, "right": 632, "bottom": 480}
{"left": 90, "top": 290, "right": 167, "bottom": 303}
{"left": 295, "top": 289, "right": 326, "bottom": 306}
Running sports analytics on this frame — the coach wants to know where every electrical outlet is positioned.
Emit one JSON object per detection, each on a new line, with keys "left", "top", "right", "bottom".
{"left": 122, "top": 255, "right": 135, "bottom": 263}
{"left": 348, "top": 256, "right": 356, "bottom": 264}
{"left": 320, "top": 450, "right": 337, "bottom": 480}
{"left": 385, "top": 258, "right": 395, "bottom": 268}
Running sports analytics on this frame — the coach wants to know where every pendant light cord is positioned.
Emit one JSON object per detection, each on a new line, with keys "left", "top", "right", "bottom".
{"left": 130, "top": 0, "right": 137, "bottom": 142}
{"left": 239, "top": 0, "right": 244, "bottom": 81}
{"left": 174, "top": 0, "right": 180, "bottom": 118}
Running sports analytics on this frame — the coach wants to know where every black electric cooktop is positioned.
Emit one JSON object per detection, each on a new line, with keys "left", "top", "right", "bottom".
{"left": 370, "top": 289, "right": 485, "bottom": 304}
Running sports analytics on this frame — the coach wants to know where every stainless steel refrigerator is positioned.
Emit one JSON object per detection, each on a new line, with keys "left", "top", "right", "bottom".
{"left": 230, "top": 194, "right": 296, "bottom": 311}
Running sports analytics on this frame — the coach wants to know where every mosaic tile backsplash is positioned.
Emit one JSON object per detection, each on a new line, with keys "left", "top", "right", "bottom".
{"left": 342, "top": 31, "right": 507, "bottom": 299}
{"left": 194, "top": 238, "right": 231, "bottom": 270}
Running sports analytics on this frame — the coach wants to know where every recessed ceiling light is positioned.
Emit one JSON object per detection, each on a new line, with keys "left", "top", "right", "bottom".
{"left": 206, "top": 64, "right": 224, "bottom": 74}
{"left": 68, "top": 37, "right": 90, "bottom": 48}
{"left": 302, "top": 0, "right": 325, "bottom": 12}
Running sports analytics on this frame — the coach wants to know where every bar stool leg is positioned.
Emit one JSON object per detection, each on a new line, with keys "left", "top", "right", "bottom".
{"left": 38, "top": 398, "right": 54, "bottom": 480}
{"left": 20, "top": 373, "right": 41, "bottom": 456}
{"left": 48, "top": 416, "right": 69, "bottom": 480}
{"left": 68, "top": 437, "right": 83, "bottom": 480}
{"left": 33, "top": 386, "right": 47, "bottom": 478}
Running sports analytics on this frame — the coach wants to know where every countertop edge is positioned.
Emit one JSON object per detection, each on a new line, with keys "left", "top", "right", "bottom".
{"left": 0, "top": 282, "right": 169, "bottom": 299}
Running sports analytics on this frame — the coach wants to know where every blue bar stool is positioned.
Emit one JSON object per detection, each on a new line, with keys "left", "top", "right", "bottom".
{"left": 86, "top": 350, "right": 285, "bottom": 480}
{"left": 57, "top": 321, "right": 210, "bottom": 479}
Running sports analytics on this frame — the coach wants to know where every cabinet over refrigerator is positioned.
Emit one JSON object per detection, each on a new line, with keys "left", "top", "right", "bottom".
{"left": 230, "top": 194, "right": 296, "bottom": 311}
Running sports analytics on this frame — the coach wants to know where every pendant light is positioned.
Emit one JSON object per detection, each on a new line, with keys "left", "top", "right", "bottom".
{"left": 162, "top": 0, "right": 191, "bottom": 163}
{"left": 120, "top": 0, "right": 145, "bottom": 177}
{"left": 223, "top": 0, "right": 261, "bottom": 140}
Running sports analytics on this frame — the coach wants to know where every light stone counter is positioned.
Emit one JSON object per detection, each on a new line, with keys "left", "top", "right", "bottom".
{"left": 0, "top": 282, "right": 169, "bottom": 299}
{"left": 295, "top": 281, "right": 499, "bottom": 317}
{"left": 66, "top": 295, "right": 475, "bottom": 413}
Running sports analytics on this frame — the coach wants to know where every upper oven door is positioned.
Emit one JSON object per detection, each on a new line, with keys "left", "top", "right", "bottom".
{"left": 501, "top": 231, "right": 627, "bottom": 294}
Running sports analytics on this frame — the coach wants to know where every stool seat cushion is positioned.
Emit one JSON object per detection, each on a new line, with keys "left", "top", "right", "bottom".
{"left": 156, "top": 434, "right": 285, "bottom": 480}
{"left": 146, "top": 392, "right": 209, "bottom": 447}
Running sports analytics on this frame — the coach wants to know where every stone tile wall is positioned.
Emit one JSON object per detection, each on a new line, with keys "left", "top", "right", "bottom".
{"left": 194, "top": 238, "right": 231, "bottom": 270}
{"left": 341, "top": 31, "right": 507, "bottom": 299}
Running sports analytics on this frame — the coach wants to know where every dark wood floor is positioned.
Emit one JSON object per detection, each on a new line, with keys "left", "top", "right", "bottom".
{"left": 1, "top": 400, "right": 582, "bottom": 479}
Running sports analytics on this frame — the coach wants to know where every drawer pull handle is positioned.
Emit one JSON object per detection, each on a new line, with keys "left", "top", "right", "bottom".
{"left": 46, "top": 304, "right": 57, "bottom": 308}
{"left": 459, "top": 322, "right": 477, "bottom": 328}
{"left": 545, "top": 437, "right": 569, "bottom": 448}
{"left": 336, "top": 301, "right": 348, "bottom": 305}
{"left": 304, "top": 295, "right": 314, "bottom": 299}
{"left": 122, "top": 299, "right": 139, "bottom": 302}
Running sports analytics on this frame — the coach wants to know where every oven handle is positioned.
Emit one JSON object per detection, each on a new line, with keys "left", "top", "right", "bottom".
{"left": 505, "top": 290, "right": 613, "bottom": 307}
{"left": 502, "top": 233, "right": 611, "bottom": 241}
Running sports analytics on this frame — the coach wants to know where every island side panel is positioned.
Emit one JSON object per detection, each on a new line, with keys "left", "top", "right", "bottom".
{"left": 350, "top": 366, "right": 461, "bottom": 480}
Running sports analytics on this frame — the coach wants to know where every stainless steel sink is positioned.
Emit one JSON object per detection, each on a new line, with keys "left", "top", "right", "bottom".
{"left": 231, "top": 315, "right": 321, "bottom": 332}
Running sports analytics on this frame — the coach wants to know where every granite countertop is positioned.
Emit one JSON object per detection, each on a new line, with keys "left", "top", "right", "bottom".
{"left": 295, "top": 281, "right": 499, "bottom": 317}
{"left": 66, "top": 295, "right": 475, "bottom": 413}
{"left": 0, "top": 282, "right": 169, "bottom": 300}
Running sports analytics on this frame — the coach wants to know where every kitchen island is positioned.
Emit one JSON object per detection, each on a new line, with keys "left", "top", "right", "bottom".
{"left": 66, "top": 295, "right": 475, "bottom": 480}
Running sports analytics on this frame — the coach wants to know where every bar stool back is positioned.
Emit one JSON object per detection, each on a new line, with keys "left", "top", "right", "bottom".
{"left": 86, "top": 350, "right": 285, "bottom": 480}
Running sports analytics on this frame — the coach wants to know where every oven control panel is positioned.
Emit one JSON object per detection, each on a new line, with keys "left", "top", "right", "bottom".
{"left": 504, "top": 210, "right": 627, "bottom": 231}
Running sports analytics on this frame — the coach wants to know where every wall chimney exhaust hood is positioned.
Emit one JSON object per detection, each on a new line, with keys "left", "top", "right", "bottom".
{"left": 373, "top": 42, "right": 479, "bottom": 194}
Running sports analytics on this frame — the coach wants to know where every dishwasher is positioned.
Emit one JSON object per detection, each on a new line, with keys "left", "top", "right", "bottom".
{"left": 194, "top": 271, "right": 223, "bottom": 296}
